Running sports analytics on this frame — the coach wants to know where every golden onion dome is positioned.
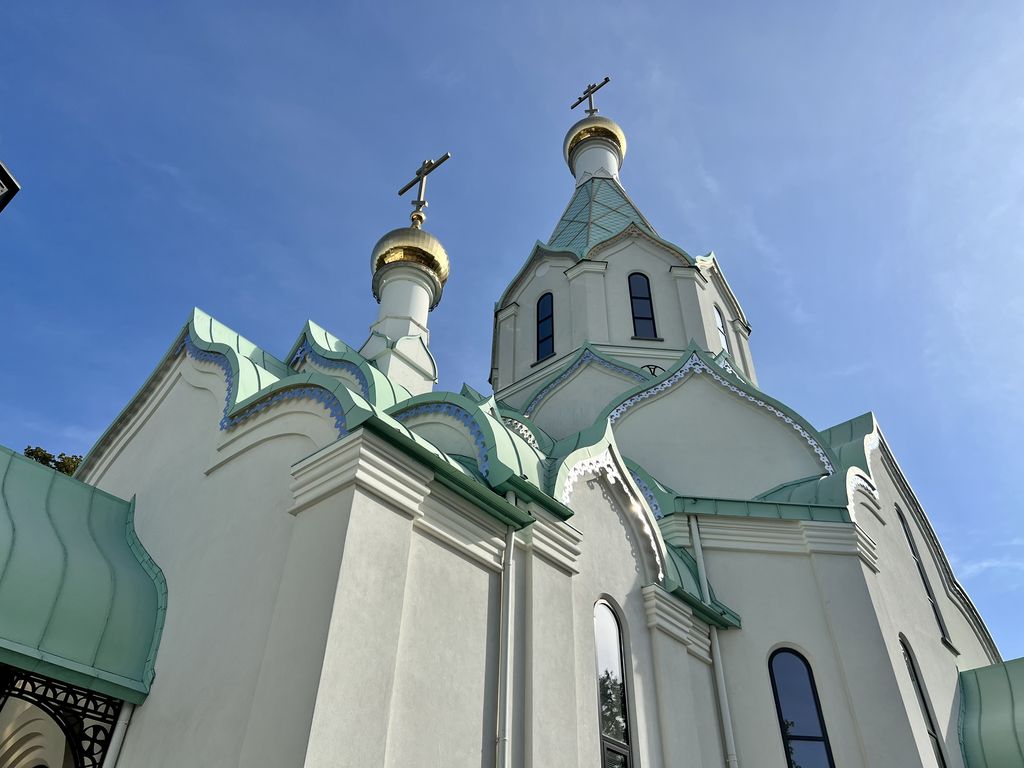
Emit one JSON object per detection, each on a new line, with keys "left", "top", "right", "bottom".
{"left": 370, "top": 225, "right": 449, "bottom": 304}
{"left": 562, "top": 114, "right": 628, "bottom": 171}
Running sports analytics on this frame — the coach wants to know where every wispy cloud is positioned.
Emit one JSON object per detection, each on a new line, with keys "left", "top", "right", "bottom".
{"left": 958, "top": 557, "right": 1024, "bottom": 579}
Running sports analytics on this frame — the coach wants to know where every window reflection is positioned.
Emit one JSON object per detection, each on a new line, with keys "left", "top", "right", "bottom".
{"left": 714, "top": 306, "right": 731, "bottom": 353}
{"left": 628, "top": 273, "right": 657, "bottom": 339}
{"left": 594, "top": 601, "right": 631, "bottom": 767}
{"left": 536, "top": 293, "right": 554, "bottom": 360}
{"left": 769, "top": 649, "right": 836, "bottom": 768}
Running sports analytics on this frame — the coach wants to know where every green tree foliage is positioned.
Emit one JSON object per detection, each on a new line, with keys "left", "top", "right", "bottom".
{"left": 598, "top": 669, "right": 627, "bottom": 742}
{"left": 24, "top": 445, "right": 82, "bottom": 476}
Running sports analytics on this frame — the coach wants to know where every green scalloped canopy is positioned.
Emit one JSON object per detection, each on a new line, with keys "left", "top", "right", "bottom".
{"left": 548, "top": 177, "right": 656, "bottom": 258}
{"left": 0, "top": 445, "right": 167, "bottom": 703}
{"left": 959, "top": 657, "right": 1024, "bottom": 767}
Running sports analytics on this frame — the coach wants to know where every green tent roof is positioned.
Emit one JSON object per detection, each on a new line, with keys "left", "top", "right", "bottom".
{"left": 959, "top": 656, "right": 1024, "bottom": 767}
{"left": 0, "top": 445, "right": 167, "bottom": 703}
{"left": 548, "top": 177, "right": 656, "bottom": 258}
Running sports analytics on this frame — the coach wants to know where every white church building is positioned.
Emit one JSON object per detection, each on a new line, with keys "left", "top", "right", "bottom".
{"left": 1, "top": 96, "right": 1021, "bottom": 768}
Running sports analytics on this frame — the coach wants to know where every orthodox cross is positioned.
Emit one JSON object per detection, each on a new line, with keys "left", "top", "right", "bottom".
{"left": 570, "top": 77, "right": 611, "bottom": 116}
{"left": 398, "top": 152, "right": 451, "bottom": 228}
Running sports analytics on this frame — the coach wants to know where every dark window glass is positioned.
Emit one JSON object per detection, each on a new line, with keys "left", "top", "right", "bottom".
{"left": 896, "top": 508, "right": 950, "bottom": 642}
{"left": 594, "top": 601, "right": 631, "bottom": 767}
{"left": 536, "top": 293, "right": 554, "bottom": 360}
{"left": 770, "top": 649, "right": 835, "bottom": 768}
{"left": 901, "top": 641, "right": 948, "bottom": 767}
{"left": 628, "top": 273, "right": 657, "bottom": 339}
{"left": 714, "top": 306, "right": 731, "bottom": 353}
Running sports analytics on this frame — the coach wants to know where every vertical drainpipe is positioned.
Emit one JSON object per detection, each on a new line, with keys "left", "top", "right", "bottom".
{"left": 101, "top": 702, "right": 134, "bottom": 767}
{"left": 689, "top": 514, "right": 740, "bottom": 768}
{"left": 495, "top": 492, "right": 517, "bottom": 768}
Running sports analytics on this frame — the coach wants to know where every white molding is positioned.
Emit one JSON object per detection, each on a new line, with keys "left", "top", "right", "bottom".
{"left": 696, "top": 518, "right": 808, "bottom": 554}
{"left": 83, "top": 352, "right": 216, "bottom": 485}
{"left": 207, "top": 401, "right": 336, "bottom": 475}
{"left": 564, "top": 259, "right": 608, "bottom": 280}
{"left": 414, "top": 488, "right": 506, "bottom": 572}
{"left": 560, "top": 448, "right": 664, "bottom": 582}
{"left": 525, "top": 505, "right": 582, "bottom": 575}
{"left": 642, "top": 586, "right": 713, "bottom": 663}
{"left": 289, "top": 430, "right": 431, "bottom": 517}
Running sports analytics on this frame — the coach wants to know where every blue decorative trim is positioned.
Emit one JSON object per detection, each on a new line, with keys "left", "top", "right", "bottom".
{"left": 630, "top": 470, "right": 663, "bottom": 520}
{"left": 182, "top": 335, "right": 234, "bottom": 425}
{"left": 524, "top": 349, "right": 646, "bottom": 416}
{"left": 182, "top": 335, "right": 348, "bottom": 435}
{"left": 393, "top": 403, "right": 490, "bottom": 477}
{"left": 291, "top": 341, "right": 371, "bottom": 399}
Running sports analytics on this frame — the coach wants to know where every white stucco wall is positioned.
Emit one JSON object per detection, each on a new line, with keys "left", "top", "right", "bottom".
{"left": 613, "top": 374, "right": 826, "bottom": 499}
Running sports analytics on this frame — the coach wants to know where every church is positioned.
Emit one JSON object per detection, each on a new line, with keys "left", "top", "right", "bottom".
{"left": 1, "top": 86, "right": 1021, "bottom": 768}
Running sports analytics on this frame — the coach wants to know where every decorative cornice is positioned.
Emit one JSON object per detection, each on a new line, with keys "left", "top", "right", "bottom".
{"left": 642, "top": 585, "right": 712, "bottom": 663}
{"left": 629, "top": 469, "right": 662, "bottom": 520}
{"left": 526, "top": 505, "right": 582, "bottom": 575}
{"left": 503, "top": 417, "right": 540, "bottom": 450}
{"left": 392, "top": 402, "right": 490, "bottom": 478}
{"left": 608, "top": 353, "right": 834, "bottom": 475}
{"left": 560, "top": 448, "right": 664, "bottom": 582}
{"left": 524, "top": 348, "right": 646, "bottom": 417}
{"left": 182, "top": 335, "right": 349, "bottom": 434}
{"left": 290, "top": 341, "right": 370, "bottom": 399}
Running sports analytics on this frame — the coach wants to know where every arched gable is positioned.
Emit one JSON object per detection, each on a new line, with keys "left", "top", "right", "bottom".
{"left": 520, "top": 345, "right": 648, "bottom": 440}
{"left": 603, "top": 349, "right": 837, "bottom": 500}
{"left": 495, "top": 242, "right": 577, "bottom": 311}
{"left": 288, "top": 320, "right": 413, "bottom": 410}
{"left": 551, "top": 425, "right": 666, "bottom": 585}
{"left": 388, "top": 393, "right": 546, "bottom": 490}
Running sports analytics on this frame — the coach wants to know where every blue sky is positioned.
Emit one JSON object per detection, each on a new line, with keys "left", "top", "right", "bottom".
{"left": 2, "top": 3, "right": 1021, "bottom": 657}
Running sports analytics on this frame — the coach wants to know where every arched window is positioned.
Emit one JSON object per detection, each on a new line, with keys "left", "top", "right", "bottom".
{"left": 628, "top": 273, "right": 657, "bottom": 339}
{"left": 896, "top": 507, "right": 951, "bottom": 644}
{"left": 536, "top": 293, "right": 554, "bottom": 360}
{"left": 714, "top": 306, "right": 731, "bottom": 353}
{"left": 769, "top": 649, "right": 835, "bottom": 768}
{"left": 900, "top": 639, "right": 948, "bottom": 767}
{"left": 594, "top": 601, "right": 632, "bottom": 767}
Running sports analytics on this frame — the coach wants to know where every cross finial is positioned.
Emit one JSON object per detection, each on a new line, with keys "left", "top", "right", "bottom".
{"left": 570, "top": 77, "right": 611, "bottom": 117}
{"left": 398, "top": 152, "right": 451, "bottom": 229}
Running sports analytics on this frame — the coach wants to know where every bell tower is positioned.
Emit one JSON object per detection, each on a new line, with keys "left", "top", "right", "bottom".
{"left": 489, "top": 80, "right": 756, "bottom": 401}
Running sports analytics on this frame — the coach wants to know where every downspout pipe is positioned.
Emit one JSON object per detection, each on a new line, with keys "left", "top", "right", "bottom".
{"left": 689, "top": 515, "right": 740, "bottom": 768}
{"left": 495, "top": 492, "right": 518, "bottom": 768}
{"left": 102, "top": 702, "right": 134, "bottom": 767}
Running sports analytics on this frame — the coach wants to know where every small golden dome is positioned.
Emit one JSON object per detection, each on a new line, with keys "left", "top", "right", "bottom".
{"left": 563, "top": 115, "right": 628, "bottom": 170}
{"left": 370, "top": 226, "right": 449, "bottom": 304}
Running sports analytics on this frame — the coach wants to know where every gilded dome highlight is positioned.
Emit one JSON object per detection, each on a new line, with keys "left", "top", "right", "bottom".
{"left": 563, "top": 115, "right": 628, "bottom": 172}
{"left": 370, "top": 226, "right": 449, "bottom": 305}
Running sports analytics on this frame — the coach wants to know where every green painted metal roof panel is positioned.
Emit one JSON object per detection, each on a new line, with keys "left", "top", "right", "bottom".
{"left": 548, "top": 178, "right": 656, "bottom": 258}
{"left": 0, "top": 445, "right": 166, "bottom": 702}
{"left": 960, "top": 657, "right": 1024, "bottom": 767}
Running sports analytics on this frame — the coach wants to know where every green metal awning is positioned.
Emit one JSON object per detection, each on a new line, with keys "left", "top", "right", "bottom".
{"left": 0, "top": 445, "right": 166, "bottom": 703}
{"left": 959, "top": 656, "right": 1024, "bottom": 767}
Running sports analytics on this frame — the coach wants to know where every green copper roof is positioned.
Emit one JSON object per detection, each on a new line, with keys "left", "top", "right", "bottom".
{"left": 0, "top": 445, "right": 167, "bottom": 703}
{"left": 959, "top": 656, "right": 1024, "bottom": 767}
{"left": 548, "top": 177, "right": 656, "bottom": 258}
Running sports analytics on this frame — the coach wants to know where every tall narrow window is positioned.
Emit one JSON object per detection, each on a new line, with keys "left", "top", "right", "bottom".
{"left": 714, "top": 306, "right": 731, "bottom": 353}
{"left": 536, "top": 292, "right": 554, "bottom": 360}
{"left": 769, "top": 649, "right": 836, "bottom": 768}
{"left": 896, "top": 507, "right": 951, "bottom": 644}
{"left": 628, "top": 273, "right": 657, "bottom": 339}
{"left": 901, "top": 640, "right": 948, "bottom": 767}
{"left": 594, "top": 601, "right": 631, "bottom": 768}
